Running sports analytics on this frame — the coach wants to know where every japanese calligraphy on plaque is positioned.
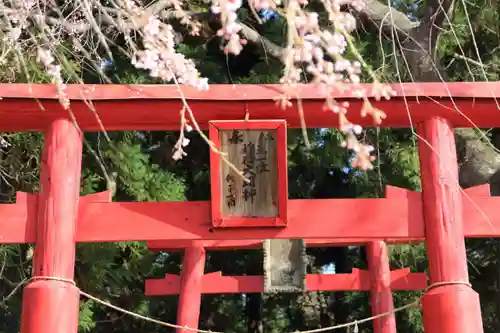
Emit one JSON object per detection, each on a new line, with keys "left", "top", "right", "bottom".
{"left": 220, "top": 129, "right": 278, "bottom": 218}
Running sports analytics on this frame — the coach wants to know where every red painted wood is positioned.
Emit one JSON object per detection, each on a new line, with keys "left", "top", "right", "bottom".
{"left": 422, "top": 285, "right": 483, "bottom": 333}
{"left": 389, "top": 267, "right": 427, "bottom": 289}
{"left": 212, "top": 217, "right": 286, "bottom": 228}
{"left": 1, "top": 82, "right": 498, "bottom": 100}
{"left": 461, "top": 184, "right": 500, "bottom": 237}
{"left": 0, "top": 192, "right": 37, "bottom": 244}
{"left": 75, "top": 186, "right": 423, "bottom": 241}
{"left": 80, "top": 190, "right": 113, "bottom": 203}
{"left": 209, "top": 120, "right": 286, "bottom": 130}
{"left": 20, "top": 281, "right": 80, "bottom": 333}
{"left": 0, "top": 195, "right": 422, "bottom": 243}
{"left": 2, "top": 184, "right": 500, "bottom": 243}
{"left": 145, "top": 268, "right": 427, "bottom": 295}
{"left": 0, "top": 191, "right": 111, "bottom": 244}
{"left": 20, "top": 118, "right": 83, "bottom": 333}
{"left": 177, "top": 243, "right": 206, "bottom": 333}
{"left": 209, "top": 122, "right": 223, "bottom": 227}
{"left": 417, "top": 117, "right": 483, "bottom": 333}
{"left": 209, "top": 120, "right": 287, "bottom": 227}
{"left": 276, "top": 120, "right": 288, "bottom": 225}
{"left": 0, "top": 83, "right": 500, "bottom": 131}
{"left": 77, "top": 195, "right": 423, "bottom": 241}
{"left": 146, "top": 239, "right": 418, "bottom": 251}
{"left": 367, "top": 241, "right": 396, "bottom": 333}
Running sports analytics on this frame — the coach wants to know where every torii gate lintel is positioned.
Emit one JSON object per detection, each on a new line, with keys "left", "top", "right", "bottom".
{"left": 0, "top": 83, "right": 499, "bottom": 333}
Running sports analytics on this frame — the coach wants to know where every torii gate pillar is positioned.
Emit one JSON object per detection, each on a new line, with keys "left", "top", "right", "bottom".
{"left": 177, "top": 242, "right": 206, "bottom": 333}
{"left": 20, "top": 118, "right": 82, "bottom": 333}
{"left": 417, "top": 117, "right": 483, "bottom": 333}
{"left": 367, "top": 241, "right": 396, "bottom": 333}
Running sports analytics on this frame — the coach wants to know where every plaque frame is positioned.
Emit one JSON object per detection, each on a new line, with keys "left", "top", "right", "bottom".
{"left": 209, "top": 120, "right": 288, "bottom": 228}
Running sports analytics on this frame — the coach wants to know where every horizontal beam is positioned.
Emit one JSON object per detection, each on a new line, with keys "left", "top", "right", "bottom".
{"left": 145, "top": 268, "right": 428, "bottom": 295}
{"left": 3, "top": 82, "right": 499, "bottom": 100}
{"left": 0, "top": 191, "right": 112, "bottom": 244}
{"left": 77, "top": 186, "right": 422, "bottom": 242}
{"left": 461, "top": 184, "right": 498, "bottom": 237}
{"left": 146, "top": 238, "right": 423, "bottom": 251}
{"left": 0, "top": 83, "right": 500, "bottom": 131}
{"left": 0, "top": 192, "right": 37, "bottom": 244}
{"left": 1, "top": 185, "right": 499, "bottom": 244}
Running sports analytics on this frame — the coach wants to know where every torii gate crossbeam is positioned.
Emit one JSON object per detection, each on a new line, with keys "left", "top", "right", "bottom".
{"left": 0, "top": 82, "right": 497, "bottom": 333}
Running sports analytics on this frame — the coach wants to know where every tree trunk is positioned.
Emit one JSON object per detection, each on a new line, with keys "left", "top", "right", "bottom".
{"left": 246, "top": 252, "right": 264, "bottom": 333}
{"left": 401, "top": 21, "right": 500, "bottom": 191}
{"left": 329, "top": 247, "right": 351, "bottom": 333}
{"left": 246, "top": 294, "right": 264, "bottom": 333}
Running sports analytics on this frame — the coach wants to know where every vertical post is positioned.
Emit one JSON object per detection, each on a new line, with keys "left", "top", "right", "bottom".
{"left": 367, "top": 241, "right": 396, "bottom": 333}
{"left": 20, "top": 118, "right": 83, "bottom": 333}
{"left": 177, "top": 242, "right": 206, "bottom": 333}
{"left": 417, "top": 117, "right": 483, "bottom": 333}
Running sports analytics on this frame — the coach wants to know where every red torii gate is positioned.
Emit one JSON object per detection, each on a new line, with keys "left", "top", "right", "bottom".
{"left": 146, "top": 238, "right": 428, "bottom": 333}
{"left": 0, "top": 82, "right": 500, "bottom": 333}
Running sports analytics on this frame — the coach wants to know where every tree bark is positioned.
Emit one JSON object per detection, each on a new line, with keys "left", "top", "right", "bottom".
{"left": 246, "top": 294, "right": 264, "bottom": 333}
{"left": 399, "top": 0, "right": 500, "bottom": 190}
{"left": 329, "top": 247, "right": 351, "bottom": 333}
{"left": 167, "top": 1, "right": 500, "bottom": 189}
{"left": 246, "top": 252, "right": 264, "bottom": 333}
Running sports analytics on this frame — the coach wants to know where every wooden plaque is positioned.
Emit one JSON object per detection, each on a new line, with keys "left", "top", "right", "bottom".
{"left": 209, "top": 120, "right": 288, "bottom": 228}
{"left": 263, "top": 238, "right": 307, "bottom": 293}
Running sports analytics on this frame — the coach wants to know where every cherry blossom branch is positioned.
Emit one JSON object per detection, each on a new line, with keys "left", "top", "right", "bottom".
{"left": 0, "top": 0, "right": 407, "bottom": 171}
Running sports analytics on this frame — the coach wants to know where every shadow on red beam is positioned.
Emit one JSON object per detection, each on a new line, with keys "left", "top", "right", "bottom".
{"left": 77, "top": 186, "right": 423, "bottom": 242}
{"left": 145, "top": 185, "right": 498, "bottom": 250}
{"left": 144, "top": 268, "right": 428, "bottom": 295}
{"left": 461, "top": 184, "right": 500, "bottom": 237}
{"left": 0, "top": 191, "right": 111, "bottom": 244}
{"left": 146, "top": 238, "right": 423, "bottom": 252}
{"left": 1, "top": 185, "right": 500, "bottom": 244}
